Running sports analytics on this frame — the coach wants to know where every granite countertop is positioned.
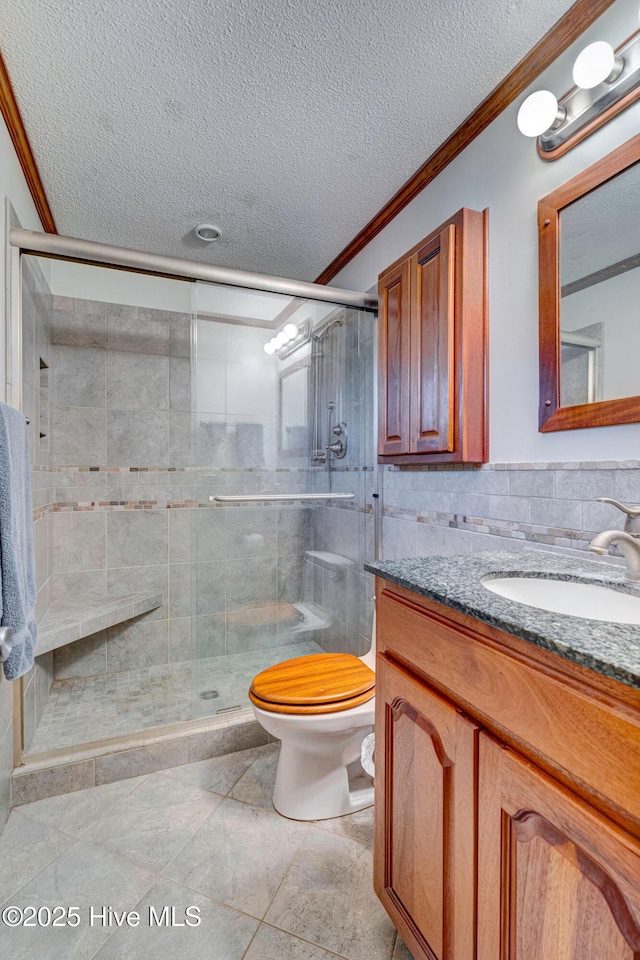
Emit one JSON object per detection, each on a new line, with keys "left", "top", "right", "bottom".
{"left": 365, "top": 551, "right": 640, "bottom": 690}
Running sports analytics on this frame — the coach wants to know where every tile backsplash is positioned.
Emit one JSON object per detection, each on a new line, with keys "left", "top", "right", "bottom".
{"left": 382, "top": 461, "right": 634, "bottom": 565}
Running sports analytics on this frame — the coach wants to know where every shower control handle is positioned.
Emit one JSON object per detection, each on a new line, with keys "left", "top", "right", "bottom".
{"left": 326, "top": 422, "right": 348, "bottom": 459}
{"left": 0, "top": 627, "right": 13, "bottom": 664}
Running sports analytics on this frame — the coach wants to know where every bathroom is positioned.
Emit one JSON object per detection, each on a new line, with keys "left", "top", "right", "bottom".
{"left": 0, "top": 0, "right": 639, "bottom": 957}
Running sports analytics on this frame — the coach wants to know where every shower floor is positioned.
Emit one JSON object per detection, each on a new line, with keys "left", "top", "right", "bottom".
{"left": 28, "top": 640, "right": 323, "bottom": 755}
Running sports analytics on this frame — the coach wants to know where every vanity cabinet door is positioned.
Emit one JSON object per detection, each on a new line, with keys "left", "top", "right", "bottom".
{"left": 477, "top": 733, "right": 640, "bottom": 960}
{"left": 376, "top": 207, "right": 487, "bottom": 465}
{"left": 374, "top": 654, "right": 479, "bottom": 960}
{"left": 378, "top": 259, "right": 411, "bottom": 457}
{"left": 409, "top": 225, "right": 455, "bottom": 454}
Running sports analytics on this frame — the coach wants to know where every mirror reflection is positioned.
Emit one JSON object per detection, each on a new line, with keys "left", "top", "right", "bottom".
{"left": 279, "top": 362, "right": 309, "bottom": 453}
{"left": 560, "top": 160, "right": 640, "bottom": 407}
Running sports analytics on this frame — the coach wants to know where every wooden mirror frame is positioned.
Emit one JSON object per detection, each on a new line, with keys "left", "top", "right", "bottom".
{"left": 538, "top": 131, "right": 640, "bottom": 432}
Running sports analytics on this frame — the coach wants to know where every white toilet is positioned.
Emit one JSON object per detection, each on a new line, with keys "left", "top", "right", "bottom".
{"left": 249, "top": 619, "right": 376, "bottom": 821}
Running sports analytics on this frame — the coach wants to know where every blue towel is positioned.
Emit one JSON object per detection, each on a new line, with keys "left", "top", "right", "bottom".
{"left": 0, "top": 402, "right": 37, "bottom": 679}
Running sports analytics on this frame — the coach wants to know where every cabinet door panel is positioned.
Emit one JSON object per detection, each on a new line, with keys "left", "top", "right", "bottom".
{"left": 378, "top": 260, "right": 411, "bottom": 456}
{"left": 374, "top": 655, "right": 478, "bottom": 960}
{"left": 410, "top": 225, "right": 455, "bottom": 454}
{"left": 478, "top": 733, "right": 640, "bottom": 960}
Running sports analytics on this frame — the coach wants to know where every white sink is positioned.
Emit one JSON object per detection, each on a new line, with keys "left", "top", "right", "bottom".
{"left": 482, "top": 577, "right": 640, "bottom": 625}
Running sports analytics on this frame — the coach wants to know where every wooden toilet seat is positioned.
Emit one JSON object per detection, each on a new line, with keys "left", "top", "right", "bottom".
{"left": 249, "top": 653, "right": 375, "bottom": 715}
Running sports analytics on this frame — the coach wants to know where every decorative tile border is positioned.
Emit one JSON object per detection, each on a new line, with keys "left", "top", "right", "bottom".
{"left": 33, "top": 496, "right": 375, "bottom": 521}
{"left": 383, "top": 504, "right": 603, "bottom": 554}
{"left": 31, "top": 464, "right": 323, "bottom": 473}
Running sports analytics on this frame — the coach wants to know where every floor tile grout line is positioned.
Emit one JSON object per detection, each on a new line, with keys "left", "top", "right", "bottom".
{"left": 74, "top": 770, "right": 228, "bottom": 876}
{"left": 254, "top": 919, "right": 360, "bottom": 960}
{"left": 158, "top": 797, "right": 311, "bottom": 923}
{"left": 153, "top": 868, "right": 274, "bottom": 925}
{"left": 257, "top": 820, "right": 312, "bottom": 923}
{"left": 260, "top": 821, "right": 387, "bottom": 960}
{"left": 84, "top": 865, "right": 162, "bottom": 960}
{"left": 155, "top": 742, "right": 263, "bottom": 795}
{"left": 16, "top": 773, "right": 155, "bottom": 841}
{"left": 154, "top": 788, "right": 228, "bottom": 879}
{"left": 0, "top": 810, "right": 78, "bottom": 906}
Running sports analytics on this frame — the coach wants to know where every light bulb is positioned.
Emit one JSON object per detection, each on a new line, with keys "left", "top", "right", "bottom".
{"left": 516, "top": 90, "right": 562, "bottom": 137}
{"left": 263, "top": 341, "right": 276, "bottom": 355}
{"left": 275, "top": 332, "right": 288, "bottom": 348}
{"left": 283, "top": 323, "right": 299, "bottom": 340}
{"left": 573, "top": 41, "right": 621, "bottom": 89}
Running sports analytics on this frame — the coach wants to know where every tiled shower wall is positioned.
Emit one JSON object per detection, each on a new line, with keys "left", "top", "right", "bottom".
{"left": 41, "top": 298, "right": 320, "bottom": 692}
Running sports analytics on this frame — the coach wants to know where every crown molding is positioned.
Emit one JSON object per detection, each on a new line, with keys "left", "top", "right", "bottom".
{"left": 315, "top": 0, "right": 617, "bottom": 285}
{"left": 0, "top": 50, "right": 56, "bottom": 234}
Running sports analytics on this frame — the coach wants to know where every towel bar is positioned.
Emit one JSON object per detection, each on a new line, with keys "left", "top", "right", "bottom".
{"left": 209, "top": 493, "right": 355, "bottom": 503}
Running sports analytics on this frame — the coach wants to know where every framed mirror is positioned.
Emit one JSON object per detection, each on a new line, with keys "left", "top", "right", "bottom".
{"left": 539, "top": 132, "right": 640, "bottom": 431}
{"left": 278, "top": 359, "right": 309, "bottom": 456}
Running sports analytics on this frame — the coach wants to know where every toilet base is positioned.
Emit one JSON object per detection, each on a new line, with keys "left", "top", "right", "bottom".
{"left": 251, "top": 699, "right": 375, "bottom": 822}
{"left": 272, "top": 726, "right": 374, "bottom": 821}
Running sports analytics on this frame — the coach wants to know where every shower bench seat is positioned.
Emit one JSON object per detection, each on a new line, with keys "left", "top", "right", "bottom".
{"left": 36, "top": 592, "right": 163, "bottom": 656}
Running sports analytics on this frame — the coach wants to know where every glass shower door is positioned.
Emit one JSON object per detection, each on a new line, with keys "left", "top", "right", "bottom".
{"left": 190, "top": 282, "right": 377, "bottom": 721}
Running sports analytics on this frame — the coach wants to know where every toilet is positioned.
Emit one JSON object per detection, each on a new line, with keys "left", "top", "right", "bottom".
{"left": 249, "top": 621, "right": 376, "bottom": 821}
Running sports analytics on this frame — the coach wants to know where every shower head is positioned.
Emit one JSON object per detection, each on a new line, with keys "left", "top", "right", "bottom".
{"left": 312, "top": 317, "right": 343, "bottom": 344}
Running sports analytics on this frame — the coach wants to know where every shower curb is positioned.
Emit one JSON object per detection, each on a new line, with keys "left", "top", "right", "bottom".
{"left": 11, "top": 710, "right": 270, "bottom": 806}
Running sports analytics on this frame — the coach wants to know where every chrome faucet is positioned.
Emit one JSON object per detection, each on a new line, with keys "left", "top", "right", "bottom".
{"left": 596, "top": 497, "right": 640, "bottom": 536}
{"left": 589, "top": 496, "right": 640, "bottom": 578}
{"left": 589, "top": 530, "right": 640, "bottom": 580}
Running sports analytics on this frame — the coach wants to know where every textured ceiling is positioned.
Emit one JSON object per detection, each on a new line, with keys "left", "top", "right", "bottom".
{"left": 2, "top": 0, "right": 577, "bottom": 281}
{"left": 562, "top": 162, "right": 640, "bottom": 285}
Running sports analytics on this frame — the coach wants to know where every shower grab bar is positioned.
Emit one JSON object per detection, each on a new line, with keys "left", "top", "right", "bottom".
{"left": 209, "top": 493, "right": 354, "bottom": 503}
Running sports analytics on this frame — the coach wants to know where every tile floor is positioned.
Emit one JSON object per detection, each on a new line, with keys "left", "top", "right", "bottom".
{"left": 0, "top": 743, "right": 413, "bottom": 960}
{"left": 29, "top": 641, "right": 323, "bottom": 754}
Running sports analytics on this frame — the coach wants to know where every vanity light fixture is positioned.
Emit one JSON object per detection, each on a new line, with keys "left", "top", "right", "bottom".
{"left": 517, "top": 90, "right": 565, "bottom": 137}
{"left": 572, "top": 41, "right": 623, "bottom": 89}
{"left": 517, "top": 21, "right": 640, "bottom": 159}
{"left": 263, "top": 320, "right": 310, "bottom": 358}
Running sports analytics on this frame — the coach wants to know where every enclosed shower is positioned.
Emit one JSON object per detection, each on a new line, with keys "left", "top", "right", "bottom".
{"left": 12, "top": 228, "right": 377, "bottom": 771}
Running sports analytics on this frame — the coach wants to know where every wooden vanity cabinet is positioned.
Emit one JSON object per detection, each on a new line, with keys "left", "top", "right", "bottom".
{"left": 377, "top": 208, "right": 488, "bottom": 465}
{"left": 478, "top": 736, "right": 640, "bottom": 960}
{"left": 374, "top": 579, "right": 640, "bottom": 960}
{"left": 375, "top": 656, "right": 479, "bottom": 960}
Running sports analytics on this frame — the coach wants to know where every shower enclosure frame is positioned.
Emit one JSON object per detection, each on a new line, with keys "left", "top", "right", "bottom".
{"left": 6, "top": 220, "right": 379, "bottom": 770}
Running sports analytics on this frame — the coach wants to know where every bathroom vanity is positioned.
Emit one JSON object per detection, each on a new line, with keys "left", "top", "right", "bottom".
{"left": 366, "top": 552, "right": 640, "bottom": 960}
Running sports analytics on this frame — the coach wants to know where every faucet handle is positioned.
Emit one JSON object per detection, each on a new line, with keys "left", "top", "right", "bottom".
{"left": 597, "top": 497, "right": 640, "bottom": 535}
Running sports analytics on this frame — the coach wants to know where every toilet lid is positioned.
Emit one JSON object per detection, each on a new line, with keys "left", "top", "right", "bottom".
{"left": 250, "top": 653, "right": 374, "bottom": 707}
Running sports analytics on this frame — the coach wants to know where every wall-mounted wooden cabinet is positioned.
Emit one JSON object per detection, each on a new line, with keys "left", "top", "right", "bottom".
{"left": 377, "top": 208, "right": 488, "bottom": 464}
{"left": 374, "top": 580, "right": 640, "bottom": 960}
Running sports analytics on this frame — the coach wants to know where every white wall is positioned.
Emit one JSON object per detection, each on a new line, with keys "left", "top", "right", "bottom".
{"left": 1, "top": 111, "right": 48, "bottom": 395}
{"left": 0, "top": 115, "right": 44, "bottom": 239}
{"left": 330, "top": 0, "right": 640, "bottom": 463}
{"left": 49, "top": 258, "right": 191, "bottom": 312}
